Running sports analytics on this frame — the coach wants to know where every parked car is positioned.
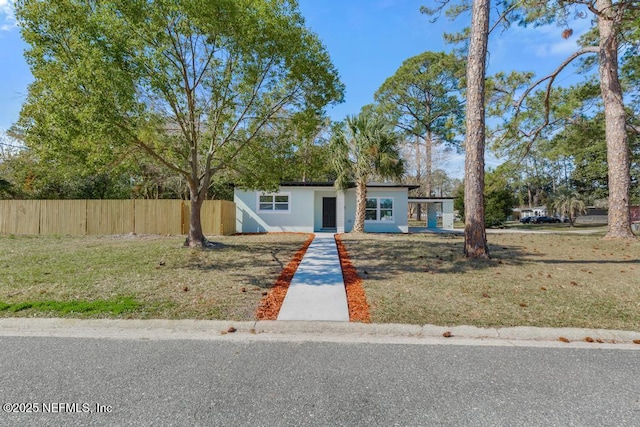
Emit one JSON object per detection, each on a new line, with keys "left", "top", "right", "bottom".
{"left": 520, "top": 216, "right": 534, "bottom": 224}
{"left": 532, "top": 216, "right": 561, "bottom": 224}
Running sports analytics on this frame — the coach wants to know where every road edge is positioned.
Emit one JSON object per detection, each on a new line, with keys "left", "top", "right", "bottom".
{"left": 0, "top": 318, "right": 638, "bottom": 349}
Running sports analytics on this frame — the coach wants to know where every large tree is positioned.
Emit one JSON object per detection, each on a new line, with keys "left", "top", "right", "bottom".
{"left": 374, "top": 51, "right": 465, "bottom": 198}
{"left": 425, "top": 0, "right": 639, "bottom": 241}
{"left": 330, "top": 111, "right": 404, "bottom": 233}
{"left": 422, "top": 0, "right": 493, "bottom": 258}
{"left": 15, "top": 0, "right": 343, "bottom": 247}
{"left": 454, "top": 168, "right": 516, "bottom": 228}
{"left": 462, "top": 0, "right": 491, "bottom": 258}
{"left": 510, "top": 0, "right": 639, "bottom": 239}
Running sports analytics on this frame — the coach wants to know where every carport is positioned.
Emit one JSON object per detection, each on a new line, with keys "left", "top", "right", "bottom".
{"left": 408, "top": 197, "right": 455, "bottom": 230}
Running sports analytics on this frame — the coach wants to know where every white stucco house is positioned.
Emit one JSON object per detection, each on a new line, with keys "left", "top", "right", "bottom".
{"left": 234, "top": 182, "right": 418, "bottom": 233}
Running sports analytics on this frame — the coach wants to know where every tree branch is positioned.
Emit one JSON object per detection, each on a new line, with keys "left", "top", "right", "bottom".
{"left": 509, "top": 46, "right": 600, "bottom": 159}
{"left": 488, "top": 2, "right": 520, "bottom": 35}
{"left": 217, "top": 57, "right": 277, "bottom": 148}
{"left": 514, "top": 47, "right": 598, "bottom": 116}
{"left": 113, "top": 121, "right": 188, "bottom": 178}
{"left": 626, "top": 122, "right": 640, "bottom": 134}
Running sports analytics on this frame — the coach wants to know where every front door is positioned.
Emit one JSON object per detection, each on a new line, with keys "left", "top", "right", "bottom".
{"left": 322, "top": 197, "right": 337, "bottom": 229}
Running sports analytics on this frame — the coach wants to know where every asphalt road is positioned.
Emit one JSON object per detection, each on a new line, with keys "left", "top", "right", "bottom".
{"left": 0, "top": 335, "right": 639, "bottom": 426}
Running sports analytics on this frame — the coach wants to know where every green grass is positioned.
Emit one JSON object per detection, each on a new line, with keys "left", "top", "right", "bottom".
{"left": 0, "top": 233, "right": 310, "bottom": 320}
{"left": 3, "top": 231, "right": 638, "bottom": 330}
{"left": 340, "top": 232, "right": 640, "bottom": 331}
{"left": 0, "top": 297, "right": 140, "bottom": 315}
{"left": 503, "top": 221, "right": 609, "bottom": 233}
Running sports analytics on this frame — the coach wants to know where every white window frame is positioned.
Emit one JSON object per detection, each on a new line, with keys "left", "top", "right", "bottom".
{"left": 364, "top": 197, "right": 394, "bottom": 222}
{"left": 257, "top": 192, "right": 291, "bottom": 214}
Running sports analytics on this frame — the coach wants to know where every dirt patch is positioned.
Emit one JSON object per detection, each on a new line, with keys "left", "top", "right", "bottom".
{"left": 255, "top": 234, "right": 315, "bottom": 320}
{"left": 335, "top": 234, "right": 371, "bottom": 323}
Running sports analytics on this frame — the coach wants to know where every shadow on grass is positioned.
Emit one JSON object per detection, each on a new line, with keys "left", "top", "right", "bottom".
{"left": 540, "top": 258, "right": 639, "bottom": 265}
{"left": 178, "top": 240, "right": 306, "bottom": 289}
{"left": 342, "top": 235, "right": 531, "bottom": 280}
{"left": 505, "top": 223, "right": 608, "bottom": 232}
{"left": 343, "top": 233, "right": 638, "bottom": 283}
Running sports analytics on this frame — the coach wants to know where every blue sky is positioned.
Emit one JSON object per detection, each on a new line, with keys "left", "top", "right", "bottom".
{"left": 0, "top": 0, "right": 592, "bottom": 176}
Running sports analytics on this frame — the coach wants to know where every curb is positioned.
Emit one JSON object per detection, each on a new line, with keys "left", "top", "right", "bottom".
{"left": 0, "top": 318, "right": 638, "bottom": 349}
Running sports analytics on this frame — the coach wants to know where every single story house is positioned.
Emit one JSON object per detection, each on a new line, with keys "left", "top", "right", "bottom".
{"left": 234, "top": 182, "right": 418, "bottom": 233}
{"left": 516, "top": 206, "right": 548, "bottom": 219}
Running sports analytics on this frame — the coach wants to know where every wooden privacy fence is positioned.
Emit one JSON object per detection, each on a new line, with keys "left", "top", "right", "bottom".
{"left": 0, "top": 200, "right": 236, "bottom": 236}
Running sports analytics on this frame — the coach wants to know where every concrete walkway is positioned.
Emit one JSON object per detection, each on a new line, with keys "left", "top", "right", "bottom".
{"left": 277, "top": 233, "right": 349, "bottom": 322}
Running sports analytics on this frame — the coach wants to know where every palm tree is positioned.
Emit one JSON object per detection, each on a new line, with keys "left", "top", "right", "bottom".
{"left": 330, "top": 110, "right": 404, "bottom": 233}
{"left": 552, "top": 189, "right": 587, "bottom": 227}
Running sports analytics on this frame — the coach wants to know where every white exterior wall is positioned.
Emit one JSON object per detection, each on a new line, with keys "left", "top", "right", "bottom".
{"left": 343, "top": 190, "right": 356, "bottom": 232}
{"left": 442, "top": 200, "right": 454, "bottom": 230}
{"left": 343, "top": 187, "right": 409, "bottom": 233}
{"left": 336, "top": 190, "right": 345, "bottom": 233}
{"left": 235, "top": 185, "right": 410, "bottom": 233}
{"left": 235, "top": 187, "right": 316, "bottom": 233}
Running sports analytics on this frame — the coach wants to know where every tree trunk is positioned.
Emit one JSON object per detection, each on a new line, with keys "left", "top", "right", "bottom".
{"left": 425, "top": 130, "right": 433, "bottom": 197}
{"left": 415, "top": 134, "right": 422, "bottom": 221}
{"left": 597, "top": 0, "right": 635, "bottom": 240}
{"left": 186, "top": 183, "right": 207, "bottom": 247}
{"left": 463, "top": 0, "right": 490, "bottom": 259}
{"left": 352, "top": 180, "right": 367, "bottom": 233}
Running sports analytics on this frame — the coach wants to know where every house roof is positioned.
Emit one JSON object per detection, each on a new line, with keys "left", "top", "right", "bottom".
{"left": 279, "top": 181, "right": 420, "bottom": 190}
{"left": 409, "top": 197, "right": 454, "bottom": 202}
{"left": 513, "top": 206, "right": 547, "bottom": 212}
{"left": 279, "top": 181, "right": 335, "bottom": 187}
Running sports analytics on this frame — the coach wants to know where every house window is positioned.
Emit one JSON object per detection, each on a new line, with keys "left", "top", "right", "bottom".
{"left": 365, "top": 197, "right": 394, "bottom": 222}
{"left": 258, "top": 193, "right": 290, "bottom": 213}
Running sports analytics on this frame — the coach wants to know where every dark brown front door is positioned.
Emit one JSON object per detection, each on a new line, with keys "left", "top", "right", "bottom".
{"left": 322, "top": 197, "right": 337, "bottom": 228}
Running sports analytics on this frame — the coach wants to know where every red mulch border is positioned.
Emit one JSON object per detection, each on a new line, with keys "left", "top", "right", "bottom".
{"left": 254, "top": 232, "right": 371, "bottom": 323}
{"left": 335, "top": 234, "right": 371, "bottom": 323}
{"left": 255, "top": 233, "right": 315, "bottom": 320}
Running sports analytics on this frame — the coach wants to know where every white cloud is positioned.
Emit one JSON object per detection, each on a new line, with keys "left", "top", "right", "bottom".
{"left": 512, "top": 18, "right": 592, "bottom": 59}
{"left": 531, "top": 30, "right": 581, "bottom": 58}
{"left": 0, "top": 0, "right": 16, "bottom": 31}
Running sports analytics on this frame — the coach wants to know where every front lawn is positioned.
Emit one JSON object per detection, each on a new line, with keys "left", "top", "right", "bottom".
{"left": 3, "top": 231, "right": 638, "bottom": 331}
{"left": 339, "top": 232, "right": 640, "bottom": 330}
{"left": 0, "top": 233, "right": 310, "bottom": 320}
